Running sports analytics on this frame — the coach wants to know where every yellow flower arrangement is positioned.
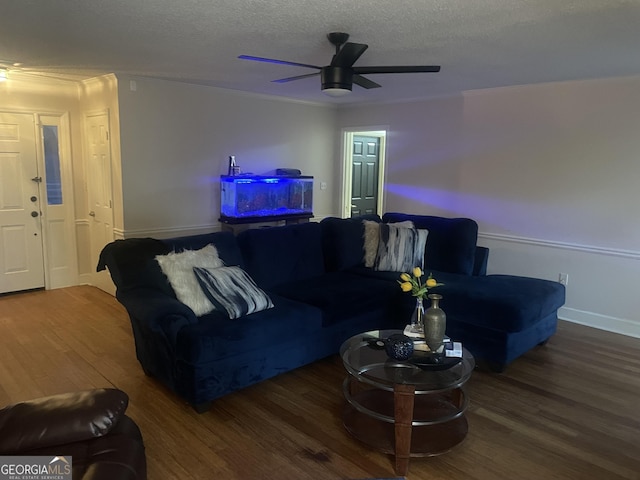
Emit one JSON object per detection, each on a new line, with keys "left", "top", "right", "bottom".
{"left": 398, "top": 267, "right": 442, "bottom": 298}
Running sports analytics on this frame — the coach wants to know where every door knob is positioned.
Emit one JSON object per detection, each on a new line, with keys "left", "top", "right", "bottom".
{"left": 30, "top": 196, "right": 37, "bottom": 202}
{"left": 31, "top": 211, "right": 39, "bottom": 217}
{"left": 89, "top": 211, "right": 96, "bottom": 217}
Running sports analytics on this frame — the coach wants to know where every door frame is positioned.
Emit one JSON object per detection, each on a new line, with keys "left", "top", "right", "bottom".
{"left": 341, "top": 128, "right": 388, "bottom": 218}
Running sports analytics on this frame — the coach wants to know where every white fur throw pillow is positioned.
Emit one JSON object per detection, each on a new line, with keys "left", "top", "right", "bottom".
{"left": 155, "top": 244, "right": 223, "bottom": 316}
{"left": 363, "top": 220, "right": 414, "bottom": 268}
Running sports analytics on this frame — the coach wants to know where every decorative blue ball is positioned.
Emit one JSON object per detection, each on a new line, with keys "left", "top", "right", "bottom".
{"left": 384, "top": 334, "right": 414, "bottom": 361}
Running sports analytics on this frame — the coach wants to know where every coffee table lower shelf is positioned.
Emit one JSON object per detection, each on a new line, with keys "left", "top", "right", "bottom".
{"left": 343, "top": 389, "right": 469, "bottom": 457}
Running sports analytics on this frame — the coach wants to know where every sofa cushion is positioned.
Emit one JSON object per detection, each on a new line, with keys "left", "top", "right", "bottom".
{"left": 382, "top": 213, "right": 478, "bottom": 275}
{"left": 272, "top": 272, "right": 399, "bottom": 327}
{"left": 194, "top": 266, "right": 274, "bottom": 319}
{"left": 346, "top": 267, "right": 565, "bottom": 334}
{"left": 155, "top": 244, "right": 223, "bottom": 316}
{"left": 416, "top": 272, "right": 566, "bottom": 333}
{"left": 374, "top": 223, "right": 428, "bottom": 272}
{"left": 320, "top": 215, "right": 381, "bottom": 271}
{"left": 237, "top": 222, "right": 326, "bottom": 290}
{"left": 175, "top": 294, "right": 323, "bottom": 363}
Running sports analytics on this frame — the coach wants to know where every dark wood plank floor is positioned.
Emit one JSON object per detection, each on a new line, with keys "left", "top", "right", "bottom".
{"left": 1, "top": 286, "right": 639, "bottom": 479}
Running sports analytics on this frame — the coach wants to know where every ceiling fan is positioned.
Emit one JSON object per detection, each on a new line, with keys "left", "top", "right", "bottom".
{"left": 239, "top": 32, "right": 440, "bottom": 97}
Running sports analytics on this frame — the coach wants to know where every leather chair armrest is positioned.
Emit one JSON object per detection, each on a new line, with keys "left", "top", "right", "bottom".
{"left": 0, "top": 388, "right": 128, "bottom": 454}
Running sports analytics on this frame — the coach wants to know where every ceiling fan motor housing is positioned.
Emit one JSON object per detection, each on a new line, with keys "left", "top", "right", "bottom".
{"left": 321, "top": 66, "right": 353, "bottom": 92}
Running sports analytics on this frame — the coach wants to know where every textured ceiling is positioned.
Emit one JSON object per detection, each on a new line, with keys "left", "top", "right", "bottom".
{"left": 2, "top": 0, "right": 640, "bottom": 104}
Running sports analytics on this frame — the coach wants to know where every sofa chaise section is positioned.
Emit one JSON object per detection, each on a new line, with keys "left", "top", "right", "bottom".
{"left": 320, "top": 214, "right": 565, "bottom": 371}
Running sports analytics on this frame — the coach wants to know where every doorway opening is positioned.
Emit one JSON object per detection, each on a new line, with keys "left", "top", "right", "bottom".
{"left": 341, "top": 129, "right": 387, "bottom": 218}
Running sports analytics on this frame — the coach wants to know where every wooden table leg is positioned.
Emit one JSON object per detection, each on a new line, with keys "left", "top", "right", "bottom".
{"left": 393, "top": 383, "right": 416, "bottom": 476}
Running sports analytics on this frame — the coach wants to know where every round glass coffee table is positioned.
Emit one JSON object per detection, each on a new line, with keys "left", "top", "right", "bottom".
{"left": 340, "top": 329, "right": 475, "bottom": 476}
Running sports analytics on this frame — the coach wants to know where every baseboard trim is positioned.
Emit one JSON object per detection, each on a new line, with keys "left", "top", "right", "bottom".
{"left": 479, "top": 232, "right": 640, "bottom": 259}
{"left": 559, "top": 307, "right": 640, "bottom": 339}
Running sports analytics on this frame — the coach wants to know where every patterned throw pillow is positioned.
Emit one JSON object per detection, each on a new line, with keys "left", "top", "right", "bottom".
{"left": 155, "top": 244, "right": 223, "bottom": 316}
{"left": 362, "top": 220, "right": 414, "bottom": 268}
{"left": 194, "top": 266, "right": 274, "bottom": 319}
{"left": 374, "top": 223, "right": 428, "bottom": 272}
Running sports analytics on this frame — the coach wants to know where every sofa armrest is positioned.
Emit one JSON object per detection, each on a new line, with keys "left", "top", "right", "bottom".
{"left": 473, "top": 246, "right": 489, "bottom": 276}
{"left": 0, "top": 389, "right": 128, "bottom": 454}
{"left": 117, "top": 288, "right": 198, "bottom": 343}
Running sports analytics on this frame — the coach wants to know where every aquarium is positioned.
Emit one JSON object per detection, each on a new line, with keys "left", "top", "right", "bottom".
{"left": 220, "top": 175, "right": 313, "bottom": 223}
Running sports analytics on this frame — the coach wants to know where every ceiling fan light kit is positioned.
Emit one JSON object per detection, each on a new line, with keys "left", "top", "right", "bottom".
{"left": 239, "top": 32, "right": 440, "bottom": 96}
{"left": 321, "top": 67, "right": 352, "bottom": 96}
{"left": 322, "top": 88, "right": 351, "bottom": 97}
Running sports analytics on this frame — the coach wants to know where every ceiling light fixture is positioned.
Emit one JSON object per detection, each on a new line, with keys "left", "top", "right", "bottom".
{"left": 322, "top": 87, "right": 351, "bottom": 97}
{"left": 321, "top": 66, "right": 352, "bottom": 97}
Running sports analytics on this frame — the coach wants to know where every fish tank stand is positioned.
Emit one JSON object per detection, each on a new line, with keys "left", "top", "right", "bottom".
{"left": 219, "top": 214, "right": 313, "bottom": 234}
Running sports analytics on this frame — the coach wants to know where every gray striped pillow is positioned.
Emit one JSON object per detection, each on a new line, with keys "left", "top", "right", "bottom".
{"left": 194, "top": 266, "right": 274, "bottom": 319}
{"left": 374, "top": 224, "right": 428, "bottom": 272}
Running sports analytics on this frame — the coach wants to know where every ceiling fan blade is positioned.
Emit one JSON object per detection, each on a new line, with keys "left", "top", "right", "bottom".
{"left": 352, "top": 74, "right": 381, "bottom": 89}
{"left": 273, "top": 72, "right": 321, "bottom": 83}
{"left": 238, "top": 55, "right": 321, "bottom": 70}
{"left": 331, "top": 42, "right": 368, "bottom": 68}
{"left": 353, "top": 65, "right": 441, "bottom": 74}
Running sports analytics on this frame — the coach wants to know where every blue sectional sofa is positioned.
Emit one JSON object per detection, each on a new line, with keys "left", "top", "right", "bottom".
{"left": 98, "top": 213, "right": 565, "bottom": 412}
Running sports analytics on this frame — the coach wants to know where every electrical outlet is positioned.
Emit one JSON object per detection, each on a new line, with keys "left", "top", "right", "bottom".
{"left": 320, "top": 182, "right": 327, "bottom": 190}
{"left": 559, "top": 273, "right": 569, "bottom": 286}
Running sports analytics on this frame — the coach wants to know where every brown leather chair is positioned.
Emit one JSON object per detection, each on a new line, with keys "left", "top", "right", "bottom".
{"left": 0, "top": 388, "right": 146, "bottom": 480}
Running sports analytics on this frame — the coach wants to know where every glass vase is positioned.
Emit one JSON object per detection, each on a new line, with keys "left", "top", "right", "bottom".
{"left": 408, "top": 297, "right": 425, "bottom": 335}
{"left": 424, "top": 293, "right": 447, "bottom": 353}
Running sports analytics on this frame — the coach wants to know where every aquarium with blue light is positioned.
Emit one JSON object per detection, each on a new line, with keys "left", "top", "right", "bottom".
{"left": 220, "top": 175, "right": 314, "bottom": 223}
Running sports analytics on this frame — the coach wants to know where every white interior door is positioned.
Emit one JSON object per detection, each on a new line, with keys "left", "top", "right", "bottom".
{"left": 0, "top": 112, "right": 45, "bottom": 293}
{"left": 85, "top": 111, "right": 114, "bottom": 293}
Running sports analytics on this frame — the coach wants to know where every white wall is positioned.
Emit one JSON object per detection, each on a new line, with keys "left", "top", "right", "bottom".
{"left": 337, "top": 76, "right": 640, "bottom": 337}
{"left": 116, "top": 75, "right": 339, "bottom": 237}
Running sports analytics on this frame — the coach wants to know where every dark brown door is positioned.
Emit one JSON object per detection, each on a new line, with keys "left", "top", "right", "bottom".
{"left": 351, "top": 136, "right": 380, "bottom": 217}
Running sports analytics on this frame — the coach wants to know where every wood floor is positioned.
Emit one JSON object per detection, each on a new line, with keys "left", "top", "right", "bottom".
{"left": 1, "top": 286, "right": 639, "bottom": 480}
